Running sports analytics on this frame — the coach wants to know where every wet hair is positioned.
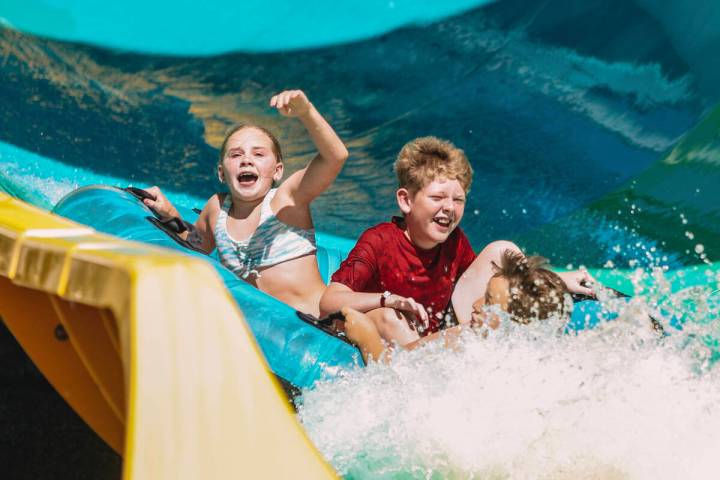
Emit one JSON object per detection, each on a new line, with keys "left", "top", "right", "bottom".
{"left": 394, "top": 136, "right": 473, "bottom": 193}
{"left": 487, "top": 249, "right": 570, "bottom": 323}
{"left": 218, "top": 124, "right": 283, "bottom": 164}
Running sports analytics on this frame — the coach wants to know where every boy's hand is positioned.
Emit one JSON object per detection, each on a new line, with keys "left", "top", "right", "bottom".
{"left": 270, "top": 90, "right": 312, "bottom": 118}
{"left": 385, "top": 294, "right": 430, "bottom": 330}
{"left": 557, "top": 269, "right": 596, "bottom": 297}
{"left": 141, "top": 186, "right": 179, "bottom": 221}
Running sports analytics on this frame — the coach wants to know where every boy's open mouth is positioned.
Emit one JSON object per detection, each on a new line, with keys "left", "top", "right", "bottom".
{"left": 237, "top": 172, "right": 259, "bottom": 186}
{"left": 433, "top": 216, "right": 453, "bottom": 229}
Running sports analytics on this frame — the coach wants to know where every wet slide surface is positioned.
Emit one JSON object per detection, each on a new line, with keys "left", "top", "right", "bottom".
{"left": 2, "top": 0, "right": 720, "bottom": 478}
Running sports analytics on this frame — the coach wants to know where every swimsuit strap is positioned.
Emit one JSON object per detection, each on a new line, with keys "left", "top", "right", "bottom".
{"left": 215, "top": 194, "right": 232, "bottom": 235}
{"left": 259, "top": 188, "right": 278, "bottom": 223}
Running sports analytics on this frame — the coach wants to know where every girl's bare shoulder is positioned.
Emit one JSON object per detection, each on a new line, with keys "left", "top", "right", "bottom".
{"left": 198, "top": 193, "right": 225, "bottom": 224}
{"left": 204, "top": 193, "right": 227, "bottom": 211}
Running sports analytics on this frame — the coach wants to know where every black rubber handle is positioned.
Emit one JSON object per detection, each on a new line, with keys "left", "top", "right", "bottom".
{"left": 295, "top": 310, "right": 356, "bottom": 346}
{"left": 571, "top": 285, "right": 629, "bottom": 303}
{"left": 122, "top": 186, "right": 206, "bottom": 253}
{"left": 124, "top": 186, "right": 156, "bottom": 202}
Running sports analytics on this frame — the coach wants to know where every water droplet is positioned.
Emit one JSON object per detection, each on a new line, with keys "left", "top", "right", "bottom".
{"left": 695, "top": 244, "right": 705, "bottom": 254}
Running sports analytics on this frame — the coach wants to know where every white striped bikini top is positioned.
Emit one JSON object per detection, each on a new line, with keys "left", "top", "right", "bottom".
{"left": 214, "top": 189, "right": 317, "bottom": 279}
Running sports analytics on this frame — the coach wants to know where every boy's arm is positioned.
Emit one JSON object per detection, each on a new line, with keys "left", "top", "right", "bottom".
{"left": 271, "top": 90, "right": 349, "bottom": 205}
{"left": 320, "top": 229, "right": 380, "bottom": 315}
{"left": 321, "top": 228, "right": 429, "bottom": 322}
{"left": 320, "top": 283, "right": 430, "bottom": 324}
{"left": 320, "top": 283, "right": 385, "bottom": 315}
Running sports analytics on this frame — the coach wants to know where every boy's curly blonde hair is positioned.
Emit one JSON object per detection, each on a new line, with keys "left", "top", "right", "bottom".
{"left": 394, "top": 136, "right": 473, "bottom": 193}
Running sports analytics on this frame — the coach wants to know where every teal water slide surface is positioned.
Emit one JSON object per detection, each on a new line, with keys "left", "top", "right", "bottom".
{"left": 1, "top": 0, "right": 490, "bottom": 54}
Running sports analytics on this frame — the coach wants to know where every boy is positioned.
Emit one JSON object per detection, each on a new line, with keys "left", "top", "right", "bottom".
{"left": 342, "top": 249, "right": 572, "bottom": 363}
{"left": 320, "top": 136, "right": 479, "bottom": 345}
{"left": 320, "top": 136, "right": 592, "bottom": 347}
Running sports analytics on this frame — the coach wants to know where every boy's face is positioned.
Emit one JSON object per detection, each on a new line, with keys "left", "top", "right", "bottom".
{"left": 219, "top": 127, "right": 283, "bottom": 201}
{"left": 397, "top": 177, "right": 466, "bottom": 249}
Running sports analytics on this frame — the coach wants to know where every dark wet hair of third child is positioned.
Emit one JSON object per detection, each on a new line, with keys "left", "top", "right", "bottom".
{"left": 488, "top": 250, "right": 570, "bottom": 323}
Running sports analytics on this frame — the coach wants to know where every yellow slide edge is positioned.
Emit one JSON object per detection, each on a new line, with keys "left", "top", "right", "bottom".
{"left": 0, "top": 193, "right": 337, "bottom": 479}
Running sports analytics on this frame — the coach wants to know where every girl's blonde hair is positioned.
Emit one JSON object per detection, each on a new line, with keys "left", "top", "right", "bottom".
{"left": 218, "top": 124, "right": 283, "bottom": 164}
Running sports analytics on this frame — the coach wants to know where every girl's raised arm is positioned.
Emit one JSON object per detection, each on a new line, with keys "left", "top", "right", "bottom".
{"left": 271, "top": 90, "right": 348, "bottom": 205}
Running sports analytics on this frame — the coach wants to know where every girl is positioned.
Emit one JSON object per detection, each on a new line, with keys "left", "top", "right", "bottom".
{"left": 145, "top": 89, "right": 348, "bottom": 316}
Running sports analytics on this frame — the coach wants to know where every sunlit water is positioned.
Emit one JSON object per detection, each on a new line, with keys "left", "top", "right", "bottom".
{"left": 299, "top": 278, "right": 720, "bottom": 479}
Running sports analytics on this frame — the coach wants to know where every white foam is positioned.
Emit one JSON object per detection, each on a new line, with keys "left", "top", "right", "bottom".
{"left": 299, "top": 286, "right": 720, "bottom": 479}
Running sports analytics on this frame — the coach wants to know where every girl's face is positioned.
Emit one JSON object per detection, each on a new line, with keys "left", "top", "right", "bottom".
{"left": 218, "top": 127, "right": 283, "bottom": 201}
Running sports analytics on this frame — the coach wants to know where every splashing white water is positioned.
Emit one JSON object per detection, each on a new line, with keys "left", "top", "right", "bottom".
{"left": 299, "top": 285, "right": 720, "bottom": 479}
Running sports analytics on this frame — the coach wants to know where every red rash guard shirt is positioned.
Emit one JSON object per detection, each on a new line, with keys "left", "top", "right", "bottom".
{"left": 331, "top": 217, "right": 476, "bottom": 335}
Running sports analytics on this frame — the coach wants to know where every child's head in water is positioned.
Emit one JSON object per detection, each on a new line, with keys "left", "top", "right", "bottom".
{"left": 344, "top": 249, "right": 574, "bottom": 363}
{"left": 217, "top": 124, "right": 284, "bottom": 202}
{"left": 475, "top": 249, "right": 570, "bottom": 326}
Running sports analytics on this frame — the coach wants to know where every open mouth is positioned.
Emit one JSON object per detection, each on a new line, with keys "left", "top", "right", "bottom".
{"left": 433, "top": 217, "right": 453, "bottom": 229}
{"left": 236, "top": 172, "right": 259, "bottom": 186}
